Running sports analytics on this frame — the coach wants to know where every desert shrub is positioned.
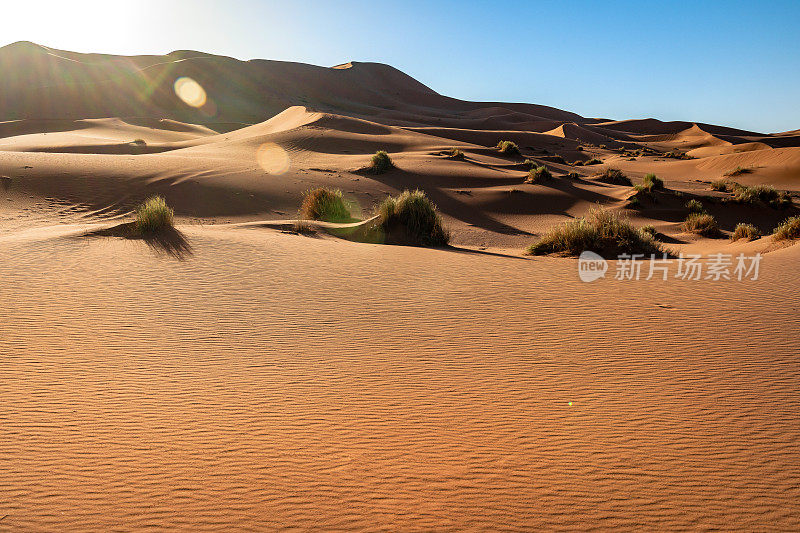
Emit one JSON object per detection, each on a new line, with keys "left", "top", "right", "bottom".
{"left": 585, "top": 158, "right": 602, "bottom": 165}
{"left": 131, "top": 139, "right": 146, "bottom": 145}
{"left": 627, "top": 196, "right": 640, "bottom": 208}
{"left": 773, "top": 216, "right": 800, "bottom": 240}
{"left": 682, "top": 213, "right": 720, "bottom": 237}
{"left": 731, "top": 223, "right": 761, "bottom": 241}
{"left": 526, "top": 207, "right": 665, "bottom": 258}
{"left": 725, "top": 166, "right": 753, "bottom": 177}
{"left": 595, "top": 167, "right": 632, "bottom": 186}
{"left": 135, "top": 196, "right": 174, "bottom": 233}
{"left": 496, "top": 140, "right": 521, "bottom": 156}
{"left": 664, "top": 150, "right": 693, "bottom": 160}
{"left": 685, "top": 199, "right": 705, "bottom": 214}
{"left": 572, "top": 160, "right": 584, "bottom": 166}
{"left": 522, "top": 158, "right": 536, "bottom": 168}
{"left": 525, "top": 165, "right": 553, "bottom": 183}
{"left": 711, "top": 179, "right": 735, "bottom": 191}
{"left": 300, "top": 187, "right": 351, "bottom": 222}
{"left": 732, "top": 184, "right": 792, "bottom": 209}
{"left": 375, "top": 189, "right": 450, "bottom": 246}
{"left": 444, "top": 148, "right": 465, "bottom": 160}
{"left": 642, "top": 173, "right": 664, "bottom": 191}
{"left": 371, "top": 150, "right": 394, "bottom": 173}
{"left": 640, "top": 224, "right": 656, "bottom": 236}
{"left": 566, "top": 172, "right": 580, "bottom": 179}
{"left": 549, "top": 155, "right": 566, "bottom": 164}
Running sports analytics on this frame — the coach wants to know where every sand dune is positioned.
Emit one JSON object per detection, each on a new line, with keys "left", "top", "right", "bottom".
{"left": 1, "top": 42, "right": 799, "bottom": 530}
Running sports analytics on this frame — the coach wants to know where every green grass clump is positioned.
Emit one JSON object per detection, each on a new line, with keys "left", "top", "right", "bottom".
{"left": 585, "top": 158, "right": 602, "bottom": 165}
{"left": 732, "top": 184, "right": 792, "bottom": 209}
{"left": 375, "top": 189, "right": 450, "bottom": 246}
{"left": 725, "top": 166, "right": 753, "bottom": 177}
{"left": 773, "top": 216, "right": 800, "bottom": 240}
{"left": 525, "top": 165, "right": 552, "bottom": 183}
{"left": 135, "top": 196, "right": 174, "bottom": 234}
{"left": 640, "top": 224, "right": 656, "bottom": 236}
{"left": 444, "top": 148, "right": 465, "bottom": 160}
{"left": 682, "top": 212, "right": 720, "bottom": 237}
{"left": 731, "top": 223, "right": 761, "bottom": 241}
{"left": 496, "top": 140, "right": 521, "bottom": 156}
{"left": 710, "top": 179, "right": 734, "bottom": 192}
{"left": 685, "top": 199, "right": 705, "bottom": 214}
{"left": 595, "top": 167, "right": 632, "bottom": 185}
{"left": 526, "top": 207, "right": 665, "bottom": 258}
{"left": 371, "top": 150, "right": 394, "bottom": 173}
{"left": 300, "top": 187, "right": 351, "bottom": 222}
{"left": 642, "top": 173, "right": 664, "bottom": 191}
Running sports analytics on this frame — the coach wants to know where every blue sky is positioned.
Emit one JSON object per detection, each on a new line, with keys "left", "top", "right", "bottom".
{"left": 4, "top": 0, "right": 799, "bottom": 132}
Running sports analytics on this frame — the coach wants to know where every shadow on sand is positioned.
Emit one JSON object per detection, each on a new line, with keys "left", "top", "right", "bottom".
{"left": 84, "top": 222, "right": 193, "bottom": 260}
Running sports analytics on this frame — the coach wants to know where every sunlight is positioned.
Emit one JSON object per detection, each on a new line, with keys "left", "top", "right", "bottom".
{"left": 173, "top": 77, "right": 207, "bottom": 108}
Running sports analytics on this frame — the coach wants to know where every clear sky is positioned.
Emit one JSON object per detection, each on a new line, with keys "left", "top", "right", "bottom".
{"left": 3, "top": 0, "right": 798, "bottom": 133}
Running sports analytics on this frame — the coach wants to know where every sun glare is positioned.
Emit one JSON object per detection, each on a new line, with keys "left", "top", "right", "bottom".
{"left": 173, "top": 77, "right": 207, "bottom": 108}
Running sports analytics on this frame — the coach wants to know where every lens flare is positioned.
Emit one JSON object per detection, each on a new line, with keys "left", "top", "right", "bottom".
{"left": 256, "top": 143, "right": 290, "bottom": 175}
{"left": 174, "top": 77, "right": 207, "bottom": 108}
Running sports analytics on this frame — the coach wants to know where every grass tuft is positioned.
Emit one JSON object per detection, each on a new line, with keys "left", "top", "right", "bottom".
{"left": 640, "top": 224, "right": 656, "bottom": 236}
{"left": 526, "top": 207, "right": 665, "bottom": 258}
{"left": 444, "top": 148, "right": 465, "bottom": 160}
{"left": 685, "top": 199, "right": 705, "bottom": 214}
{"left": 595, "top": 167, "right": 632, "bottom": 185}
{"left": 300, "top": 187, "right": 351, "bottom": 222}
{"left": 525, "top": 165, "right": 552, "bottom": 183}
{"left": 375, "top": 189, "right": 450, "bottom": 246}
{"left": 496, "top": 140, "right": 521, "bottom": 156}
{"left": 641, "top": 173, "right": 664, "bottom": 191}
{"left": 731, "top": 223, "right": 761, "bottom": 241}
{"left": 773, "top": 216, "right": 800, "bottom": 240}
{"left": 371, "top": 150, "right": 394, "bottom": 173}
{"left": 135, "top": 196, "right": 174, "bottom": 234}
{"left": 682, "top": 212, "right": 720, "bottom": 237}
{"left": 584, "top": 158, "right": 602, "bottom": 165}
{"left": 725, "top": 166, "right": 753, "bottom": 177}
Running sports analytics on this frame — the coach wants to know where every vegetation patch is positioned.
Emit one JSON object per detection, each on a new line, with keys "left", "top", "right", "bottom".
{"left": 685, "top": 199, "right": 705, "bottom": 214}
{"left": 641, "top": 173, "right": 664, "bottom": 191}
{"left": 709, "top": 179, "right": 791, "bottom": 208}
{"left": 682, "top": 212, "right": 721, "bottom": 237}
{"left": 595, "top": 167, "right": 632, "bottom": 186}
{"left": 444, "top": 148, "right": 465, "bottom": 160}
{"left": 731, "top": 223, "right": 761, "bottom": 241}
{"left": 584, "top": 158, "right": 603, "bottom": 165}
{"left": 526, "top": 207, "right": 665, "bottom": 258}
{"left": 725, "top": 166, "right": 753, "bottom": 177}
{"left": 374, "top": 189, "right": 450, "bottom": 246}
{"left": 496, "top": 140, "right": 521, "bottom": 156}
{"left": 773, "top": 216, "right": 800, "bottom": 241}
{"left": 300, "top": 187, "right": 351, "bottom": 222}
{"left": 371, "top": 150, "right": 394, "bottom": 173}
{"left": 525, "top": 165, "right": 553, "bottom": 183}
{"left": 135, "top": 196, "right": 174, "bottom": 234}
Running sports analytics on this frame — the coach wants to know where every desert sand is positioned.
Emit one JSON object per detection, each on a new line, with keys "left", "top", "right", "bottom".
{"left": 1, "top": 42, "right": 799, "bottom": 531}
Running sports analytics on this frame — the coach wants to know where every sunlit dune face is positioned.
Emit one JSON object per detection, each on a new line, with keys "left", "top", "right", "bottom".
{"left": 256, "top": 143, "right": 290, "bottom": 175}
{"left": 173, "top": 77, "right": 207, "bottom": 108}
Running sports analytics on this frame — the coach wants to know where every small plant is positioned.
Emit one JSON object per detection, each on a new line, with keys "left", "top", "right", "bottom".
{"left": 585, "top": 158, "right": 602, "bottom": 165}
{"left": 135, "top": 196, "right": 174, "bottom": 234}
{"left": 444, "top": 148, "right": 465, "bottom": 160}
{"left": 523, "top": 158, "right": 536, "bottom": 168}
{"left": 566, "top": 172, "right": 580, "bottom": 179}
{"left": 130, "top": 139, "right": 146, "bottom": 145}
{"left": 595, "top": 167, "right": 632, "bottom": 186}
{"left": 496, "top": 140, "right": 521, "bottom": 156}
{"left": 549, "top": 155, "right": 566, "bottom": 164}
{"left": 640, "top": 224, "right": 656, "bottom": 236}
{"left": 731, "top": 223, "right": 761, "bottom": 241}
{"left": 371, "top": 150, "right": 394, "bottom": 173}
{"left": 773, "top": 216, "right": 800, "bottom": 240}
{"left": 526, "top": 207, "right": 665, "bottom": 258}
{"left": 725, "top": 166, "right": 753, "bottom": 177}
{"left": 572, "top": 160, "right": 584, "bottom": 166}
{"left": 685, "top": 199, "right": 705, "bottom": 214}
{"left": 525, "top": 165, "right": 552, "bottom": 183}
{"left": 641, "top": 173, "right": 664, "bottom": 191}
{"left": 732, "top": 184, "right": 792, "bottom": 209}
{"left": 711, "top": 179, "right": 735, "bottom": 192}
{"left": 300, "top": 187, "right": 351, "bottom": 222}
{"left": 375, "top": 189, "right": 450, "bottom": 246}
{"left": 627, "top": 196, "right": 640, "bottom": 208}
{"left": 682, "top": 213, "right": 720, "bottom": 237}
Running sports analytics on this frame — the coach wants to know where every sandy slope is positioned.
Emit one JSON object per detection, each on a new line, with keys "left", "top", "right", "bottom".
{"left": 1, "top": 227, "right": 799, "bottom": 531}
{"left": 1, "top": 42, "right": 800, "bottom": 530}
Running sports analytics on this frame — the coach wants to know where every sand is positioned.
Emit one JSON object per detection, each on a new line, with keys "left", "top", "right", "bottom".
{"left": 1, "top": 42, "right": 799, "bottom": 530}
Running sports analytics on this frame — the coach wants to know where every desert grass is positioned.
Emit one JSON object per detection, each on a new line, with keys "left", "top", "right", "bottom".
{"left": 640, "top": 224, "right": 656, "bottom": 236}
{"left": 496, "top": 140, "right": 521, "bottom": 156}
{"left": 595, "top": 167, "right": 632, "bottom": 186}
{"left": 642, "top": 173, "right": 664, "bottom": 191}
{"left": 135, "top": 196, "right": 174, "bottom": 234}
{"left": 371, "top": 150, "right": 394, "bottom": 173}
{"left": 725, "top": 166, "right": 753, "bottom": 177}
{"left": 300, "top": 187, "right": 351, "bottom": 222}
{"left": 375, "top": 189, "right": 450, "bottom": 246}
{"left": 710, "top": 180, "right": 791, "bottom": 208}
{"left": 685, "top": 199, "right": 705, "bottom": 214}
{"left": 584, "top": 158, "right": 602, "bottom": 165}
{"left": 773, "top": 216, "right": 800, "bottom": 240}
{"left": 682, "top": 212, "right": 720, "bottom": 237}
{"left": 526, "top": 207, "right": 665, "bottom": 258}
{"left": 525, "top": 165, "right": 552, "bottom": 183}
{"left": 444, "top": 148, "right": 465, "bottom": 160}
{"left": 731, "top": 223, "right": 761, "bottom": 241}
